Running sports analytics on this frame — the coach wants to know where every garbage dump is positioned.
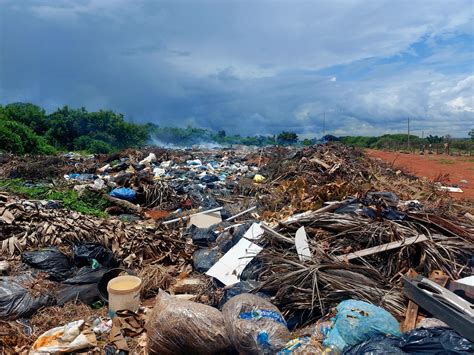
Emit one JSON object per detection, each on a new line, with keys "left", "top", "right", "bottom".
{"left": 0, "top": 144, "right": 473, "bottom": 353}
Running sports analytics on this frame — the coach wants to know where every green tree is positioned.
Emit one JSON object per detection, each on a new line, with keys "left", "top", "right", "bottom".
{"left": 0, "top": 103, "right": 48, "bottom": 134}
{"left": 277, "top": 131, "right": 298, "bottom": 145}
{"left": 0, "top": 125, "right": 24, "bottom": 154}
{"left": 469, "top": 129, "right": 474, "bottom": 141}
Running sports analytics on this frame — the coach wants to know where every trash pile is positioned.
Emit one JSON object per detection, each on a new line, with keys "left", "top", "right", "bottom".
{"left": 0, "top": 143, "right": 473, "bottom": 354}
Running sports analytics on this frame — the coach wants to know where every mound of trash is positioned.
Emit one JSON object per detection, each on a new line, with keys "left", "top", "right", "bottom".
{"left": 0, "top": 144, "right": 473, "bottom": 353}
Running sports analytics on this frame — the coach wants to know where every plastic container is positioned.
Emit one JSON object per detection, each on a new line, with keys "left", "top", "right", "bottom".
{"left": 107, "top": 275, "right": 142, "bottom": 314}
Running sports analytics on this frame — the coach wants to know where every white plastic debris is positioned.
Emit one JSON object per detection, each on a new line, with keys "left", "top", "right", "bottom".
{"left": 160, "top": 160, "right": 172, "bottom": 168}
{"left": 92, "top": 318, "right": 112, "bottom": 335}
{"left": 295, "top": 226, "right": 311, "bottom": 261}
{"left": 187, "top": 159, "right": 202, "bottom": 166}
{"left": 153, "top": 167, "right": 166, "bottom": 177}
{"left": 206, "top": 224, "right": 264, "bottom": 286}
{"left": 438, "top": 186, "right": 463, "bottom": 193}
{"left": 140, "top": 153, "right": 157, "bottom": 165}
{"left": 31, "top": 320, "right": 97, "bottom": 354}
{"left": 97, "top": 164, "right": 110, "bottom": 173}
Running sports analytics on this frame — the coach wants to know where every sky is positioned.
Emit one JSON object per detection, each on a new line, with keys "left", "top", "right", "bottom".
{"left": 0, "top": 0, "right": 473, "bottom": 137}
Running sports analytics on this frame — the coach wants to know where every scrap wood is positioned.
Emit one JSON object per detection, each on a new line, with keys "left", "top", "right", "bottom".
{"left": 309, "top": 158, "right": 330, "bottom": 170}
{"left": 407, "top": 213, "right": 473, "bottom": 241}
{"left": 335, "top": 234, "right": 429, "bottom": 261}
{"left": 402, "top": 269, "right": 420, "bottom": 332}
{"left": 402, "top": 269, "right": 449, "bottom": 332}
{"left": 106, "top": 195, "right": 142, "bottom": 214}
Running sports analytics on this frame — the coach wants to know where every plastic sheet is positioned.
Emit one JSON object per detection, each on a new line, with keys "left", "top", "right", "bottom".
{"left": 344, "top": 327, "right": 474, "bottom": 354}
{"left": 147, "top": 290, "right": 232, "bottom": 355}
{"left": 0, "top": 274, "right": 55, "bottom": 319}
{"left": 192, "top": 248, "right": 220, "bottom": 273}
{"left": 109, "top": 187, "right": 136, "bottom": 202}
{"left": 323, "top": 299, "right": 401, "bottom": 351}
{"left": 22, "top": 248, "right": 73, "bottom": 281}
{"left": 222, "top": 293, "right": 290, "bottom": 354}
{"left": 31, "top": 319, "right": 97, "bottom": 354}
{"left": 56, "top": 267, "right": 111, "bottom": 305}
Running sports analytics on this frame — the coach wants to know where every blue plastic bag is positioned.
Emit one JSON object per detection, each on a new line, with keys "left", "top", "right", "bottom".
{"left": 323, "top": 300, "right": 401, "bottom": 351}
{"left": 109, "top": 187, "right": 136, "bottom": 202}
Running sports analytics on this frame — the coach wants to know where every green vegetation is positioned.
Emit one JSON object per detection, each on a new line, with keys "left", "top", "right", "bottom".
{"left": 341, "top": 133, "right": 473, "bottom": 155}
{"left": 340, "top": 134, "right": 425, "bottom": 149}
{"left": 0, "top": 103, "right": 149, "bottom": 154}
{"left": 149, "top": 125, "right": 280, "bottom": 146}
{"left": 0, "top": 179, "right": 109, "bottom": 217}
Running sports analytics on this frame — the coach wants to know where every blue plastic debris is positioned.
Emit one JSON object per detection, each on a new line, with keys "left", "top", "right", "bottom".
{"left": 65, "top": 173, "right": 97, "bottom": 181}
{"left": 323, "top": 300, "right": 401, "bottom": 351}
{"left": 109, "top": 188, "right": 136, "bottom": 202}
{"left": 239, "top": 309, "right": 287, "bottom": 326}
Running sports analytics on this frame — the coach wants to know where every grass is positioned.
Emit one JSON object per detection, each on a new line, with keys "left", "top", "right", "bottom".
{"left": 0, "top": 178, "right": 109, "bottom": 217}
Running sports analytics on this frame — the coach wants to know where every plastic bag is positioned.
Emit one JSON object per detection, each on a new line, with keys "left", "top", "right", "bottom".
{"left": 147, "top": 290, "right": 232, "bottom": 354}
{"left": 192, "top": 248, "right": 220, "bottom": 273}
{"left": 73, "top": 243, "right": 116, "bottom": 267}
{"left": 323, "top": 299, "right": 401, "bottom": 351}
{"left": 222, "top": 293, "right": 291, "bottom": 354}
{"left": 109, "top": 187, "right": 136, "bottom": 202}
{"left": 0, "top": 274, "right": 55, "bottom": 319}
{"left": 22, "top": 248, "right": 73, "bottom": 281}
{"left": 31, "top": 320, "right": 97, "bottom": 354}
{"left": 344, "top": 327, "right": 474, "bottom": 354}
{"left": 56, "top": 267, "right": 111, "bottom": 305}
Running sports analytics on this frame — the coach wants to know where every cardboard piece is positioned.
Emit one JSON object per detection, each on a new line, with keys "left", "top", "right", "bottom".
{"left": 189, "top": 211, "right": 222, "bottom": 228}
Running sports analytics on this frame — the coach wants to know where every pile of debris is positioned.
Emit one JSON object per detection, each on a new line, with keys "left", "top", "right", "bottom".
{"left": 0, "top": 143, "right": 473, "bottom": 354}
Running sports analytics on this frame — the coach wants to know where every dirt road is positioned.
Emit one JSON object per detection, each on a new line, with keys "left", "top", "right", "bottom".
{"left": 367, "top": 149, "right": 474, "bottom": 200}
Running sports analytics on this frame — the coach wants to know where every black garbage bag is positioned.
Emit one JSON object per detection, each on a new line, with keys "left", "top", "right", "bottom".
{"left": 201, "top": 174, "right": 219, "bottom": 184}
{"left": 216, "top": 223, "right": 250, "bottom": 253}
{"left": 344, "top": 327, "right": 474, "bottom": 355}
{"left": 56, "top": 266, "right": 111, "bottom": 305}
{"left": 0, "top": 274, "right": 55, "bottom": 319}
{"left": 193, "top": 248, "right": 220, "bottom": 273}
{"left": 22, "top": 248, "right": 74, "bottom": 281}
{"left": 73, "top": 243, "right": 117, "bottom": 267}
{"left": 188, "top": 225, "right": 218, "bottom": 246}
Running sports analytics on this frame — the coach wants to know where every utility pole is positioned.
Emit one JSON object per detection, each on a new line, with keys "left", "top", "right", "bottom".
{"left": 407, "top": 117, "right": 410, "bottom": 152}
{"left": 323, "top": 111, "right": 326, "bottom": 136}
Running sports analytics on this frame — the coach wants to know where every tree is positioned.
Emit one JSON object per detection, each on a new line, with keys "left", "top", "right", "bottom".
{"left": 0, "top": 102, "right": 47, "bottom": 134}
{"left": 469, "top": 129, "right": 474, "bottom": 141}
{"left": 322, "top": 134, "right": 340, "bottom": 142}
{"left": 277, "top": 131, "right": 298, "bottom": 145}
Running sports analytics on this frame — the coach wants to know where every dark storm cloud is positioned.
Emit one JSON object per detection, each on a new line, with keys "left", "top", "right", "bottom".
{"left": 0, "top": 0, "right": 472, "bottom": 137}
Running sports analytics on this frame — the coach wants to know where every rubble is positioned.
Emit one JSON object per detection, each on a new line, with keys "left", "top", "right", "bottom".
{"left": 0, "top": 143, "right": 473, "bottom": 353}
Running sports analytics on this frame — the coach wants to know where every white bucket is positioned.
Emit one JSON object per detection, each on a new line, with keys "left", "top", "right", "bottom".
{"left": 107, "top": 275, "right": 142, "bottom": 314}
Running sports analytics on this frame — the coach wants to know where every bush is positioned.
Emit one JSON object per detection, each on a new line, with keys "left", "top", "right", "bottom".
{"left": 73, "top": 136, "right": 113, "bottom": 154}
{"left": 0, "top": 125, "right": 24, "bottom": 154}
{"left": 0, "top": 120, "right": 55, "bottom": 154}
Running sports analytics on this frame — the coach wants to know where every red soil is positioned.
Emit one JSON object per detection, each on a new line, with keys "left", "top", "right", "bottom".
{"left": 366, "top": 149, "right": 474, "bottom": 201}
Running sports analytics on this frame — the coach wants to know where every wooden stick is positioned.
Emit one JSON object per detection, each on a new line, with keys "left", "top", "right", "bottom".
{"left": 261, "top": 224, "right": 294, "bottom": 244}
{"left": 402, "top": 269, "right": 419, "bottom": 332}
{"left": 335, "top": 234, "right": 428, "bottom": 261}
{"left": 226, "top": 206, "right": 257, "bottom": 221}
